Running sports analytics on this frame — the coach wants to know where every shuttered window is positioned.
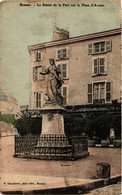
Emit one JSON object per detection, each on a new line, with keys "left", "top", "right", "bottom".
{"left": 34, "top": 92, "right": 42, "bottom": 108}
{"left": 106, "top": 41, "right": 112, "bottom": 51}
{"left": 88, "top": 40, "right": 112, "bottom": 55}
{"left": 33, "top": 66, "right": 45, "bottom": 81}
{"left": 88, "top": 44, "right": 93, "bottom": 54}
{"left": 99, "top": 58, "right": 105, "bottom": 74}
{"left": 35, "top": 51, "right": 42, "bottom": 61}
{"left": 56, "top": 48, "right": 69, "bottom": 60}
{"left": 61, "top": 86, "right": 68, "bottom": 105}
{"left": 88, "top": 84, "right": 92, "bottom": 103}
{"left": 57, "top": 63, "right": 68, "bottom": 79}
{"left": 92, "top": 57, "right": 107, "bottom": 76}
{"left": 88, "top": 82, "right": 111, "bottom": 104}
{"left": 106, "top": 82, "right": 111, "bottom": 102}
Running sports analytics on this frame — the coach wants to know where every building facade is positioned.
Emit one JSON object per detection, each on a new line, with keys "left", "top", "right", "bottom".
{"left": 0, "top": 90, "right": 19, "bottom": 114}
{"left": 28, "top": 28, "right": 121, "bottom": 114}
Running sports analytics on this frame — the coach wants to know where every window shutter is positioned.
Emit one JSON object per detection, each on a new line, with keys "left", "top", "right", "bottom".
{"left": 62, "top": 86, "right": 67, "bottom": 105}
{"left": 33, "top": 67, "right": 35, "bottom": 81}
{"left": 41, "top": 66, "right": 45, "bottom": 80}
{"left": 106, "top": 82, "right": 111, "bottom": 102}
{"left": 62, "top": 49, "right": 66, "bottom": 58}
{"left": 57, "top": 64, "right": 61, "bottom": 71}
{"left": 62, "top": 64, "right": 67, "bottom": 78}
{"left": 38, "top": 92, "right": 41, "bottom": 107}
{"left": 35, "top": 52, "right": 38, "bottom": 62}
{"left": 106, "top": 41, "right": 112, "bottom": 51}
{"left": 66, "top": 48, "right": 69, "bottom": 58}
{"left": 38, "top": 52, "right": 41, "bottom": 60}
{"left": 104, "top": 57, "right": 107, "bottom": 74}
{"left": 99, "top": 58, "right": 105, "bottom": 74}
{"left": 33, "top": 67, "right": 37, "bottom": 81}
{"left": 88, "top": 44, "right": 93, "bottom": 55}
{"left": 57, "top": 64, "right": 62, "bottom": 77}
{"left": 88, "top": 84, "right": 92, "bottom": 103}
{"left": 34, "top": 92, "right": 38, "bottom": 108}
{"left": 56, "top": 49, "right": 58, "bottom": 60}
{"left": 34, "top": 92, "right": 36, "bottom": 107}
{"left": 57, "top": 49, "right": 61, "bottom": 59}
{"left": 93, "top": 59, "right": 98, "bottom": 75}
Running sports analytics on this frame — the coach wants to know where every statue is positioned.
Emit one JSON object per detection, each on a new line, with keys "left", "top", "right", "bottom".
{"left": 40, "top": 58, "right": 64, "bottom": 106}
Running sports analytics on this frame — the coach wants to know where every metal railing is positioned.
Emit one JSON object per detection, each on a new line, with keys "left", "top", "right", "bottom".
{"left": 14, "top": 134, "right": 88, "bottom": 160}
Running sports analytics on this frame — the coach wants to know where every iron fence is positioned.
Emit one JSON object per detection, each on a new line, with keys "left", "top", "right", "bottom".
{"left": 14, "top": 134, "right": 88, "bottom": 160}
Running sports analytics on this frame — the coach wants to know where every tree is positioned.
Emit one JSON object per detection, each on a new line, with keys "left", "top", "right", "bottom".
{"left": 0, "top": 112, "right": 15, "bottom": 124}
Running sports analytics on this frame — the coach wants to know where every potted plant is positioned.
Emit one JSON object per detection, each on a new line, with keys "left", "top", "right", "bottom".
{"left": 112, "top": 114, "right": 121, "bottom": 148}
{"left": 84, "top": 115, "right": 96, "bottom": 147}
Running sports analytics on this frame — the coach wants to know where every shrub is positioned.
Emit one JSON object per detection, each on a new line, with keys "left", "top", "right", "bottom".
{"left": 112, "top": 114, "right": 121, "bottom": 138}
{"left": 83, "top": 112, "right": 120, "bottom": 140}
{"left": 93, "top": 113, "right": 113, "bottom": 140}
{"left": 0, "top": 112, "right": 15, "bottom": 124}
{"left": 64, "top": 114, "right": 85, "bottom": 136}
{"left": 13, "top": 112, "right": 121, "bottom": 139}
{"left": 13, "top": 117, "right": 42, "bottom": 136}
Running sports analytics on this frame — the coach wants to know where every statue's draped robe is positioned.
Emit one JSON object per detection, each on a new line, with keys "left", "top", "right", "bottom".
{"left": 45, "top": 66, "right": 62, "bottom": 101}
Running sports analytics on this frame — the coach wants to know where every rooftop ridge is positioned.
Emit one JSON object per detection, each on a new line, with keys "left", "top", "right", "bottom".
{"left": 28, "top": 28, "right": 121, "bottom": 51}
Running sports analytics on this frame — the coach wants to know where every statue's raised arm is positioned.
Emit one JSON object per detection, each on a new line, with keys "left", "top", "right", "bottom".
{"left": 40, "top": 68, "right": 49, "bottom": 75}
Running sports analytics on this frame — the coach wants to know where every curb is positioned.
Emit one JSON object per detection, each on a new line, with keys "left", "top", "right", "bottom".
{"left": 1, "top": 175, "right": 121, "bottom": 194}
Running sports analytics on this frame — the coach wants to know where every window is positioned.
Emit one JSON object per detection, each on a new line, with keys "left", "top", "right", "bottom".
{"left": 61, "top": 86, "right": 68, "bottom": 105}
{"left": 34, "top": 92, "right": 42, "bottom": 108}
{"left": 88, "top": 41, "right": 112, "bottom": 55}
{"left": 34, "top": 51, "right": 42, "bottom": 61}
{"left": 92, "top": 57, "right": 107, "bottom": 76}
{"left": 33, "top": 66, "right": 45, "bottom": 81}
{"left": 56, "top": 48, "right": 69, "bottom": 60}
{"left": 94, "top": 83, "right": 105, "bottom": 102}
{"left": 94, "top": 42, "right": 105, "bottom": 53}
{"left": 106, "top": 82, "right": 111, "bottom": 102}
{"left": 57, "top": 63, "right": 68, "bottom": 79}
{"left": 88, "top": 82, "right": 111, "bottom": 104}
{"left": 88, "top": 84, "right": 92, "bottom": 103}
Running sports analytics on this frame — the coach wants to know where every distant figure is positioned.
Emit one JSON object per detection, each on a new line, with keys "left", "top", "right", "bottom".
{"left": 40, "top": 58, "right": 64, "bottom": 105}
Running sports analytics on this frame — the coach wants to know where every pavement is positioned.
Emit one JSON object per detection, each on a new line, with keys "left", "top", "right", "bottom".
{"left": 86, "top": 182, "right": 121, "bottom": 195}
{"left": 0, "top": 136, "right": 121, "bottom": 194}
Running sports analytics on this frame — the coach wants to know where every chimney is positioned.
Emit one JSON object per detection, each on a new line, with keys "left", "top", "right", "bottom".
{"left": 53, "top": 29, "right": 69, "bottom": 41}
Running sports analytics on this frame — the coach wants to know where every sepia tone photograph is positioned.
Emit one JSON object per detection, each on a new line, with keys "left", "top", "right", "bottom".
{"left": 0, "top": 0, "right": 121, "bottom": 194}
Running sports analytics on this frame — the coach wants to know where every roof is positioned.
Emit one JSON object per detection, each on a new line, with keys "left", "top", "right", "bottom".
{"left": 28, "top": 28, "right": 121, "bottom": 51}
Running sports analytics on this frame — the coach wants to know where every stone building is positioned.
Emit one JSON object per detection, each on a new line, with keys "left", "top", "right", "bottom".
{"left": 0, "top": 90, "right": 19, "bottom": 115}
{"left": 28, "top": 28, "right": 121, "bottom": 115}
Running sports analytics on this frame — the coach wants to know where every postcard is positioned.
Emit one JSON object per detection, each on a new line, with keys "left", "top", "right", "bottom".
{"left": 0, "top": 0, "right": 121, "bottom": 194}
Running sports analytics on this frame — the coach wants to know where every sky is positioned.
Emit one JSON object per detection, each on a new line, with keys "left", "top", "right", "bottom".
{"left": 0, "top": 0, "right": 120, "bottom": 106}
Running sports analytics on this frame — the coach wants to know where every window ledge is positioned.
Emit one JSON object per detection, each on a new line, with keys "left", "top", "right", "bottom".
{"left": 92, "top": 73, "right": 107, "bottom": 77}
{"left": 35, "top": 60, "right": 42, "bottom": 62}
{"left": 56, "top": 57, "right": 69, "bottom": 61}
{"left": 62, "top": 78, "right": 69, "bottom": 80}
{"left": 90, "top": 50, "right": 111, "bottom": 55}
{"left": 33, "top": 79, "right": 45, "bottom": 82}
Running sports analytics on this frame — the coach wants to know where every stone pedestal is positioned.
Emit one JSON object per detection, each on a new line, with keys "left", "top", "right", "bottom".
{"left": 40, "top": 106, "right": 66, "bottom": 135}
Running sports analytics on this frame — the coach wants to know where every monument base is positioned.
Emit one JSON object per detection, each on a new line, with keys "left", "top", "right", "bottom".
{"left": 40, "top": 106, "right": 66, "bottom": 135}
{"left": 14, "top": 135, "right": 89, "bottom": 160}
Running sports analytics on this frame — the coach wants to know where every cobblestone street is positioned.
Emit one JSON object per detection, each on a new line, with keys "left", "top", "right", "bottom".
{"left": 85, "top": 182, "right": 121, "bottom": 195}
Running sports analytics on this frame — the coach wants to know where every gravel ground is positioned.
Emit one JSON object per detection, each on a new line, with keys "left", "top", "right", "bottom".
{"left": 0, "top": 136, "right": 121, "bottom": 194}
{"left": 0, "top": 136, "right": 121, "bottom": 179}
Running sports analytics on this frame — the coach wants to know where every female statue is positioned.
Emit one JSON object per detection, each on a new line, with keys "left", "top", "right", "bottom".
{"left": 40, "top": 58, "right": 64, "bottom": 105}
